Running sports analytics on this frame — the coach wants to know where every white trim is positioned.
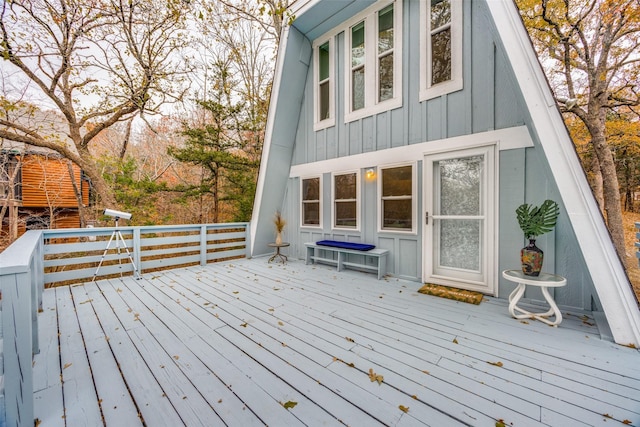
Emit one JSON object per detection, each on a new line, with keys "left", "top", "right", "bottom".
{"left": 419, "top": 0, "right": 463, "bottom": 101}
{"left": 289, "top": 126, "right": 532, "bottom": 178}
{"left": 331, "top": 170, "right": 361, "bottom": 232}
{"left": 486, "top": 0, "right": 640, "bottom": 346}
{"left": 300, "top": 175, "right": 323, "bottom": 229}
{"left": 377, "top": 162, "right": 417, "bottom": 235}
{"left": 422, "top": 145, "right": 497, "bottom": 295}
{"left": 313, "top": 37, "right": 336, "bottom": 131}
{"left": 343, "top": 0, "right": 403, "bottom": 123}
{"left": 250, "top": 25, "right": 291, "bottom": 253}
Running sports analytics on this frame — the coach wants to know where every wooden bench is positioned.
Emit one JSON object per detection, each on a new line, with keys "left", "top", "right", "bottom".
{"left": 304, "top": 242, "right": 389, "bottom": 280}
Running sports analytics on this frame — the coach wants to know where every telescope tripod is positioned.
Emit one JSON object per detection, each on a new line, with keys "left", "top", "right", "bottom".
{"left": 92, "top": 218, "right": 141, "bottom": 281}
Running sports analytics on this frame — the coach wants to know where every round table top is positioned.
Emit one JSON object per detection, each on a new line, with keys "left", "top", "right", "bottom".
{"left": 268, "top": 242, "right": 290, "bottom": 248}
{"left": 502, "top": 269, "right": 567, "bottom": 287}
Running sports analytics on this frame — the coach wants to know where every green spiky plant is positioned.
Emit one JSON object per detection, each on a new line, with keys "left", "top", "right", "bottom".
{"left": 515, "top": 199, "right": 560, "bottom": 240}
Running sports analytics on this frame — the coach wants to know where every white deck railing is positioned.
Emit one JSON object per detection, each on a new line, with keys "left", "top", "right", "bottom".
{"left": 0, "top": 222, "right": 250, "bottom": 427}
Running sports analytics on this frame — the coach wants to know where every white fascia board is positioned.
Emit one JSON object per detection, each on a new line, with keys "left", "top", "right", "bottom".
{"left": 250, "top": 25, "right": 291, "bottom": 254}
{"left": 485, "top": 0, "right": 640, "bottom": 346}
{"left": 289, "top": 0, "right": 321, "bottom": 17}
{"left": 289, "top": 125, "right": 532, "bottom": 177}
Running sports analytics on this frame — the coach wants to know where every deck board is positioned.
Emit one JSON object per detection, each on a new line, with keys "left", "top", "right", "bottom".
{"left": 31, "top": 259, "right": 640, "bottom": 427}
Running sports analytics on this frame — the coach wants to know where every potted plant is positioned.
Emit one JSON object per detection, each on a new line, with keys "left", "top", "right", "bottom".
{"left": 273, "top": 211, "right": 286, "bottom": 245}
{"left": 515, "top": 199, "right": 559, "bottom": 276}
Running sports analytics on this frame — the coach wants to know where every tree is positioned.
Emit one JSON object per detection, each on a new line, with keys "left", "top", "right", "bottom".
{"left": 516, "top": 0, "right": 640, "bottom": 263}
{"left": 0, "top": 0, "right": 191, "bottom": 208}
{"left": 170, "top": 60, "right": 259, "bottom": 224}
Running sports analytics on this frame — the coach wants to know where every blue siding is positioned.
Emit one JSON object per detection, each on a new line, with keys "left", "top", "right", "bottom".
{"left": 275, "top": 0, "right": 598, "bottom": 310}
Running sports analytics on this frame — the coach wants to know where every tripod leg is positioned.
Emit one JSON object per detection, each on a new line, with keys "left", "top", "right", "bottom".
{"left": 92, "top": 230, "right": 117, "bottom": 282}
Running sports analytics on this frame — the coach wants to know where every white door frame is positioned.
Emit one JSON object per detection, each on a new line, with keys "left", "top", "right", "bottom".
{"left": 422, "top": 144, "right": 498, "bottom": 295}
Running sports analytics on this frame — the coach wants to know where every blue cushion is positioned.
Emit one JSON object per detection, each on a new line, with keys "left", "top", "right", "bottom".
{"left": 316, "top": 240, "right": 375, "bottom": 251}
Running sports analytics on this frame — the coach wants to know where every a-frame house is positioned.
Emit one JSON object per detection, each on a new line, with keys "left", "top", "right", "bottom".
{"left": 250, "top": 0, "right": 640, "bottom": 346}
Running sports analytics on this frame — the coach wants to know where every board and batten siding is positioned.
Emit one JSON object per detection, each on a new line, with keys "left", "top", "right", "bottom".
{"left": 280, "top": 0, "right": 597, "bottom": 310}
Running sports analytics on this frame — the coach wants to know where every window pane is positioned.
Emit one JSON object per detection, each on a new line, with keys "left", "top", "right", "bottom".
{"left": 438, "top": 156, "right": 482, "bottom": 216}
{"left": 336, "top": 201, "right": 357, "bottom": 227}
{"left": 335, "top": 173, "right": 356, "bottom": 200}
{"left": 431, "top": 28, "right": 451, "bottom": 85}
{"left": 378, "top": 4, "right": 394, "bottom": 54}
{"left": 351, "top": 22, "right": 365, "bottom": 68}
{"left": 431, "top": 0, "right": 451, "bottom": 29}
{"left": 303, "top": 203, "right": 320, "bottom": 225}
{"left": 438, "top": 219, "right": 481, "bottom": 271}
{"left": 319, "top": 42, "right": 330, "bottom": 81}
{"left": 379, "top": 53, "right": 394, "bottom": 102}
{"left": 319, "top": 81, "right": 330, "bottom": 120}
{"left": 352, "top": 67, "right": 365, "bottom": 110}
{"left": 383, "top": 199, "right": 412, "bottom": 229}
{"left": 302, "top": 178, "right": 319, "bottom": 201}
{"left": 382, "top": 166, "right": 412, "bottom": 197}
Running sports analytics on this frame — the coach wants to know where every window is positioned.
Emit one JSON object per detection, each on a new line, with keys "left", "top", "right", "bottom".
{"left": 344, "top": 0, "right": 402, "bottom": 122}
{"left": 301, "top": 177, "right": 321, "bottom": 227}
{"left": 333, "top": 172, "right": 359, "bottom": 229}
{"left": 420, "top": 0, "right": 463, "bottom": 101}
{"left": 379, "top": 164, "right": 415, "bottom": 232}
{"left": 314, "top": 37, "right": 335, "bottom": 130}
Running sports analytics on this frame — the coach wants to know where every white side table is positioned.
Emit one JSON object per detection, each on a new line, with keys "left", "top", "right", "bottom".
{"left": 502, "top": 269, "right": 567, "bottom": 326}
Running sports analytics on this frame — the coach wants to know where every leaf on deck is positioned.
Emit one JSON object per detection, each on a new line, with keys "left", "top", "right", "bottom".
{"left": 63, "top": 363, "right": 72, "bottom": 370}
{"left": 79, "top": 299, "right": 93, "bottom": 304}
{"left": 487, "top": 361, "right": 504, "bottom": 367}
{"left": 233, "top": 291, "right": 239, "bottom": 294}
{"left": 116, "top": 288, "right": 123, "bottom": 293}
{"left": 399, "top": 405, "right": 409, "bottom": 413}
{"left": 282, "top": 401, "right": 298, "bottom": 409}
{"left": 368, "top": 368, "right": 383, "bottom": 384}
{"left": 173, "top": 355, "right": 180, "bottom": 360}
{"left": 452, "top": 338, "right": 459, "bottom": 344}
{"left": 345, "top": 337, "right": 355, "bottom": 343}
{"left": 240, "top": 322, "right": 248, "bottom": 327}
{"left": 422, "top": 370, "right": 430, "bottom": 375}
{"left": 278, "top": 321, "right": 284, "bottom": 326}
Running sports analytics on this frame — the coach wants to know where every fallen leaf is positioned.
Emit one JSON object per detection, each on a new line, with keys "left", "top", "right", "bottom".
{"left": 278, "top": 321, "right": 284, "bottom": 326}
{"left": 452, "top": 338, "right": 459, "bottom": 344}
{"left": 173, "top": 355, "right": 180, "bottom": 360}
{"left": 79, "top": 299, "right": 93, "bottom": 304}
{"left": 345, "top": 337, "right": 355, "bottom": 342}
{"left": 35, "top": 418, "right": 42, "bottom": 427}
{"left": 520, "top": 320, "right": 529, "bottom": 325}
{"left": 399, "top": 405, "right": 409, "bottom": 413}
{"left": 233, "top": 291, "right": 239, "bottom": 294}
{"left": 268, "top": 308, "right": 275, "bottom": 312}
{"left": 63, "top": 363, "right": 72, "bottom": 370}
{"left": 623, "top": 421, "right": 632, "bottom": 425}
{"left": 422, "top": 370, "right": 430, "bottom": 375}
{"left": 411, "top": 395, "right": 417, "bottom": 400}
{"left": 240, "top": 322, "right": 248, "bottom": 327}
{"left": 488, "top": 361, "right": 504, "bottom": 367}
{"left": 282, "top": 401, "right": 298, "bottom": 409}
{"left": 495, "top": 420, "right": 506, "bottom": 427}
{"left": 368, "top": 368, "right": 384, "bottom": 384}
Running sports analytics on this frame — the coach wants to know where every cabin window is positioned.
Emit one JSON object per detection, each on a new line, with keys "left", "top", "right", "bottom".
{"left": 379, "top": 164, "right": 415, "bottom": 233}
{"left": 420, "top": 0, "right": 463, "bottom": 101}
{"left": 344, "top": 0, "right": 402, "bottom": 122}
{"left": 301, "top": 177, "right": 321, "bottom": 227}
{"left": 314, "top": 37, "right": 335, "bottom": 130}
{"left": 333, "top": 172, "right": 359, "bottom": 230}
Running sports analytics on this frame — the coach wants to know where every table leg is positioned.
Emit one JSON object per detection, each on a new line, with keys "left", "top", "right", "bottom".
{"left": 508, "top": 283, "right": 562, "bottom": 326}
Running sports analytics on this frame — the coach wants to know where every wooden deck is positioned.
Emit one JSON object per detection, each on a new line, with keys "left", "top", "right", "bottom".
{"left": 32, "top": 258, "right": 640, "bottom": 426}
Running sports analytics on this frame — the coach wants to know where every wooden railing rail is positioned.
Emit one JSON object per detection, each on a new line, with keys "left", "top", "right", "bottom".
{"left": 0, "top": 222, "right": 250, "bottom": 427}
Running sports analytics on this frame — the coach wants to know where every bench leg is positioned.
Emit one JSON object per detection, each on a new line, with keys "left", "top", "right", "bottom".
{"left": 306, "top": 246, "right": 313, "bottom": 265}
{"left": 378, "top": 256, "right": 387, "bottom": 280}
{"left": 337, "top": 252, "right": 344, "bottom": 272}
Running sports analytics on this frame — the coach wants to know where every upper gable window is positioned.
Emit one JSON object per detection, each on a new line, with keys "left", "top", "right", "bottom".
{"left": 344, "top": 0, "right": 402, "bottom": 123}
{"left": 420, "top": 0, "right": 463, "bottom": 101}
{"left": 314, "top": 38, "right": 335, "bottom": 130}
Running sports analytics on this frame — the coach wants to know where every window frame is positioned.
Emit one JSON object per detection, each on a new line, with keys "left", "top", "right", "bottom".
{"left": 300, "top": 176, "right": 323, "bottom": 228}
{"left": 313, "top": 37, "right": 336, "bottom": 131}
{"left": 344, "top": 0, "right": 403, "bottom": 123}
{"left": 419, "top": 0, "right": 463, "bottom": 101}
{"left": 377, "top": 162, "right": 417, "bottom": 234}
{"left": 331, "top": 170, "right": 361, "bottom": 231}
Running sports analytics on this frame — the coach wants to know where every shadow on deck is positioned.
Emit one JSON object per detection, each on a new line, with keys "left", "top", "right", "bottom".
{"left": 33, "top": 258, "right": 640, "bottom": 426}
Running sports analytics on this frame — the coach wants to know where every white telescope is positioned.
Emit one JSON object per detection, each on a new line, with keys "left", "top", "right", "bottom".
{"left": 103, "top": 208, "right": 132, "bottom": 220}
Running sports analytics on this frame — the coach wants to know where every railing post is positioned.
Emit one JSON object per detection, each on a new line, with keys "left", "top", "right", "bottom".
{"left": 200, "top": 225, "right": 208, "bottom": 266}
{"left": 133, "top": 227, "right": 142, "bottom": 276}
{"left": 245, "top": 223, "right": 252, "bottom": 259}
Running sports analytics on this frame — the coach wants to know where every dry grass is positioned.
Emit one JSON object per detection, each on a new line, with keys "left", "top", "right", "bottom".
{"left": 623, "top": 210, "right": 640, "bottom": 303}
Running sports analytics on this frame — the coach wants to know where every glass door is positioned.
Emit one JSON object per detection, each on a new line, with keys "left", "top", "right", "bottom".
{"left": 423, "top": 146, "right": 496, "bottom": 294}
